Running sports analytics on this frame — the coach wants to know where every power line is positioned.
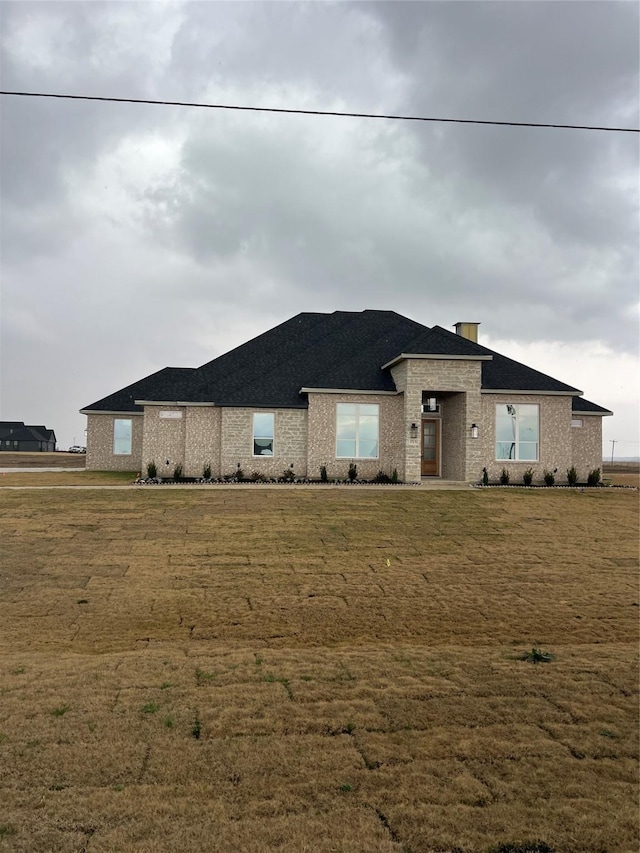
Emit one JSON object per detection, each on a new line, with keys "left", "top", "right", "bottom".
{"left": 1, "top": 90, "right": 638, "bottom": 133}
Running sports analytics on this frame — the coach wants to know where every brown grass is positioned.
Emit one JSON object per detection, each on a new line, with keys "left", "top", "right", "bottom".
{"left": 0, "top": 488, "right": 637, "bottom": 852}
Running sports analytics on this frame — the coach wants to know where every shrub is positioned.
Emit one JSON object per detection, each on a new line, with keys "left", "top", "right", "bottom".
{"left": 482, "top": 467, "right": 489, "bottom": 486}
{"left": 587, "top": 467, "right": 601, "bottom": 486}
{"left": 146, "top": 460, "right": 157, "bottom": 479}
{"left": 522, "top": 468, "right": 534, "bottom": 486}
{"left": 543, "top": 469, "right": 555, "bottom": 486}
{"left": 372, "top": 470, "right": 391, "bottom": 484}
{"left": 521, "top": 648, "right": 555, "bottom": 664}
{"left": 499, "top": 467, "right": 510, "bottom": 485}
{"left": 281, "top": 467, "right": 295, "bottom": 482}
{"left": 173, "top": 463, "right": 183, "bottom": 481}
{"left": 319, "top": 465, "right": 328, "bottom": 483}
{"left": 202, "top": 463, "right": 211, "bottom": 480}
{"left": 235, "top": 466, "right": 244, "bottom": 481}
{"left": 347, "top": 463, "right": 358, "bottom": 482}
{"left": 250, "top": 471, "right": 268, "bottom": 482}
{"left": 391, "top": 468, "right": 398, "bottom": 484}
{"left": 567, "top": 465, "right": 578, "bottom": 486}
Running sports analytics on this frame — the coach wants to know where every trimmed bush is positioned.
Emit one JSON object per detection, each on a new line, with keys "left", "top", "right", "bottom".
{"left": 567, "top": 466, "right": 578, "bottom": 486}
{"left": 522, "top": 468, "right": 534, "bottom": 486}
{"left": 347, "top": 463, "right": 358, "bottom": 482}
{"left": 482, "top": 467, "right": 489, "bottom": 486}
{"left": 543, "top": 469, "right": 555, "bottom": 486}
{"left": 499, "top": 467, "right": 510, "bottom": 485}
{"left": 587, "top": 467, "right": 601, "bottom": 486}
{"left": 320, "top": 465, "right": 328, "bottom": 483}
{"left": 202, "top": 463, "right": 212, "bottom": 480}
{"left": 146, "top": 460, "right": 157, "bottom": 479}
{"left": 173, "top": 463, "right": 183, "bottom": 481}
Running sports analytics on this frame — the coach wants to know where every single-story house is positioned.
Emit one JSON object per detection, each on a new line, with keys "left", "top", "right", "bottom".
{"left": 81, "top": 310, "right": 612, "bottom": 483}
{"left": 0, "top": 422, "right": 57, "bottom": 452}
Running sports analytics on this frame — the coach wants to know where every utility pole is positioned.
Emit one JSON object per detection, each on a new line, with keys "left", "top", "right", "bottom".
{"left": 610, "top": 439, "right": 616, "bottom": 464}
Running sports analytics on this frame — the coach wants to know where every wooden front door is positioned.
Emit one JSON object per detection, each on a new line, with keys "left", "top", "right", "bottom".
{"left": 421, "top": 419, "right": 439, "bottom": 476}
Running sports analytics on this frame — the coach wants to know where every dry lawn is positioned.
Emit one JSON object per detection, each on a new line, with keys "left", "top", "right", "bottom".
{"left": 0, "top": 487, "right": 638, "bottom": 853}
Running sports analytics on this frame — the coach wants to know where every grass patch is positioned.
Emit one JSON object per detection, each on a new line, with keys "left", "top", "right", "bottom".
{"left": 0, "top": 487, "right": 637, "bottom": 852}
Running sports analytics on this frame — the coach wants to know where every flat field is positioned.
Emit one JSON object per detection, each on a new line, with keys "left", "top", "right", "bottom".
{"left": 0, "top": 487, "right": 637, "bottom": 853}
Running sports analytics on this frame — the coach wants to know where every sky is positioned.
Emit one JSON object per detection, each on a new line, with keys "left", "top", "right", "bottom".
{"left": 1, "top": 1, "right": 638, "bottom": 457}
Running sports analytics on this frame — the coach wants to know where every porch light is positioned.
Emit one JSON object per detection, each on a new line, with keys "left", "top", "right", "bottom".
{"left": 410, "top": 423, "right": 418, "bottom": 439}
{"left": 470, "top": 424, "right": 479, "bottom": 439}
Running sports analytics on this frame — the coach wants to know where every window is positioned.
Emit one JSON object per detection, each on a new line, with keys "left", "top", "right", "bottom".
{"left": 495, "top": 404, "right": 538, "bottom": 461}
{"left": 571, "top": 418, "right": 583, "bottom": 428}
{"left": 253, "top": 413, "right": 274, "bottom": 456}
{"left": 113, "top": 419, "right": 133, "bottom": 455}
{"left": 336, "top": 403, "right": 379, "bottom": 458}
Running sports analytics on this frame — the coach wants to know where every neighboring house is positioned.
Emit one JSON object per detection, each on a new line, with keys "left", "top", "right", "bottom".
{"left": 81, "top": 310, "right": 612, "bottom": 483}
{"left": 0, "top": 422, "right": 57, "bottom": 452}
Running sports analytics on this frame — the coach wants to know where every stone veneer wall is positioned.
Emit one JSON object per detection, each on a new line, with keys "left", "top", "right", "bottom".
{"left": 306, "top": 393, "right": 405, "bottom": 481}
{"left": 478, "top": 394, "right": 573, "bottom": 484}
{"left": 184, "top": 408, "right": 221, "bottom": 478}
{"left": 140, "top": 406, "right": 187, "bottom": 479}
{"left": 220, "top": 408, "right": 308, "bottom": 478}
{"left": 85, "top": 413, "right": 144, "bottom": 471}
{"left": 571, "top": 416, "right": 604, "bottom": 479}
{"left": 391, "top": 359, "right": 483, "bottom": 481}
{"left": 440, "top": 393, "right": 466, "bottom": 481}
{"left": 140, "top": 406, "right": 221, "bottom": 479}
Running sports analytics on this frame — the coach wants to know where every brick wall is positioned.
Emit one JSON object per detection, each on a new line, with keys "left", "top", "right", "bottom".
{"left": 306, "top": 393, "right": 405, "bottom": 481}
{"left": 571, "top": 416, "right": 604, "bottom": 479}
{"left": 141, "top": 406, "right": 186, "bottom": 479}
{"left": 85, "top": 413, "right": 143, "bottom": 471}
{"left": 391, "top": 358, "right": 483, "bottom": 481}
{"left": 478, "top": 394, "right": 574, "bottom": 484}
{"left": 220, "top": 408, "right": 308, "bottom": 478}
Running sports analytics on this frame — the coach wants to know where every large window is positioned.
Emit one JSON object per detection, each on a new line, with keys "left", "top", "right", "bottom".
{"left": 495, "top": 404, "right": 538, "bottom": 461}
{"left": 113, "top": 419, "right": 132, "bottom": 455}
{"left": 253, "top": 413, "right": 274, "bottom": 456}
{"left": 336, "top": 403, "right": 379, "bottom": 458}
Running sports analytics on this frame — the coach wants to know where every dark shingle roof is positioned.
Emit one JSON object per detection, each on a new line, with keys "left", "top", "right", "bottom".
{"left": 572, "top": 397, "right": 613, "bottom": 414}
{"left": 82, "top": 310, "right": 605, "bottom": 413}
{"left": 81, "top": 367, "right": 195, "bottom": 413}
{"left": 428, "top": 326, "right": 582, "bottom": 393}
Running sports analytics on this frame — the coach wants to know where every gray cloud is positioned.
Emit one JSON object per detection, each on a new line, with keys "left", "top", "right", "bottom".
{"left": 0, "top": 1, "right": 638, "bottom": 449}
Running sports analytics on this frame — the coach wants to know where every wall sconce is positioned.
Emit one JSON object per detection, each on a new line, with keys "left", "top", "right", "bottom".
{"left": 470, "top": 424, "right": 479, "bottom": 439}
{"left": 410, "top": 423, "right": 418, "bottom": 439}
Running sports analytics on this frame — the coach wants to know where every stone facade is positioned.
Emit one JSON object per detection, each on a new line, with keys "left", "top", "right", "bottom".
{"left": 391, "top": 358, "right": 484, "bottom": 482}
{"left": 478, "top": 394, "right": 574, "bottom": 484}
{"left": 571, "top": 415, "right": 604, "bottom": 480}
{"left": 306, "top": 393, "right": 405, "bottom": 481}
{"left": 84, "top": 367, "right": 606, "bottom": 483}
{"left": 140, "top": 405, "right": 222, "bottom": 479}
{"left": 85, "top": 413, "right": 143, "bottom": 472}
{"left": 220, "top": 408, "right": 308, "bottom": 478}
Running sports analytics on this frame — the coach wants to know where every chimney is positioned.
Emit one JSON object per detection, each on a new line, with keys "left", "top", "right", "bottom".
{"left": 454, "top": 322, "right": 480, "bottom": 343}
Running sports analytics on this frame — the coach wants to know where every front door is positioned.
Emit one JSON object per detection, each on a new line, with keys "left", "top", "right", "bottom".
{"left": 421, "top": 419, "right": 440, "bottom": 476}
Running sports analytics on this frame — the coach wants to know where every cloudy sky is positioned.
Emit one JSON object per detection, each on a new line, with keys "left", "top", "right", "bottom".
{"left": 1, "top": 1, "right": 638, "bottom": 456}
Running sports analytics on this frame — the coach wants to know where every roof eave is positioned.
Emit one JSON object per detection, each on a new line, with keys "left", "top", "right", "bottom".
{"left": 381, "top": 352, "right": 493, "bottom": 370}
{"left": 481, "top": 388, "right": 583, "bottom": 396}
{"left": 300, "top": 387, "right": 399, "bottom": 395}
{"left": 133, "top": 400, "right": 216, "bottom": 407}
{"left": 80, "top": 409, "right": 144, "bottom": 416}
